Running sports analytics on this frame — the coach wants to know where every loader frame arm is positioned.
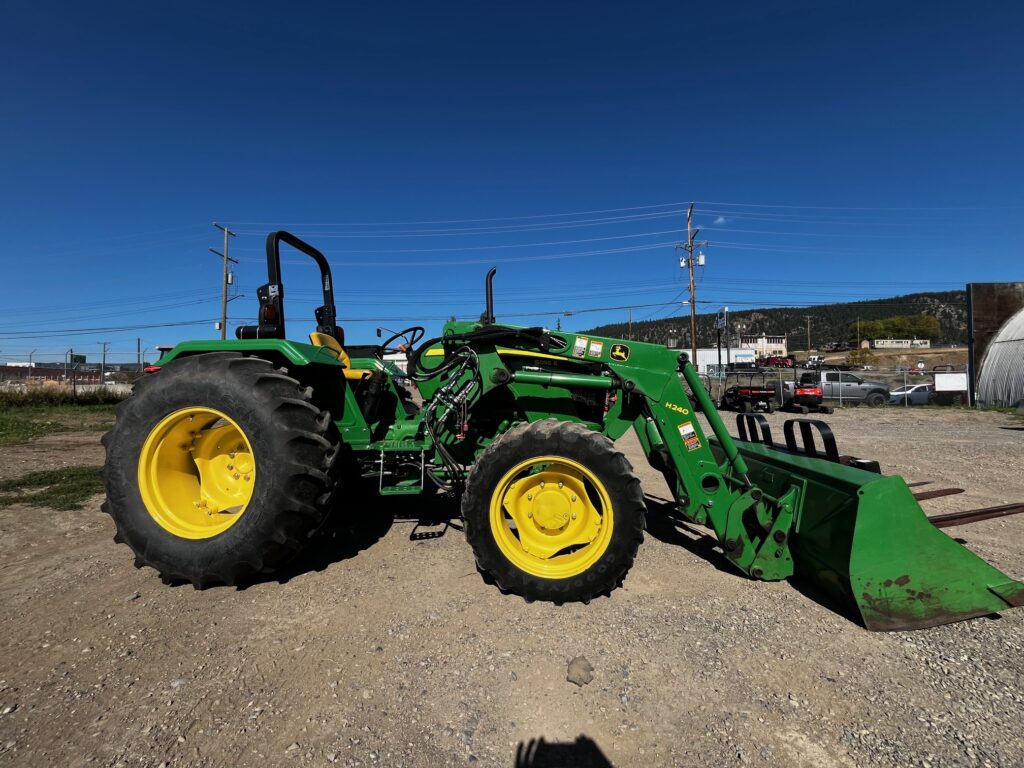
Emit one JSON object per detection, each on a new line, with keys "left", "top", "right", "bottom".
{"left": 609, "top": 351, "right": 799, "bottom": 582}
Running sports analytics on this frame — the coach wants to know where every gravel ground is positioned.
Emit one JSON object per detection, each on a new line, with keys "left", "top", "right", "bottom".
{"left": 1, "top": 407, "right": 1022, "bottom": 767}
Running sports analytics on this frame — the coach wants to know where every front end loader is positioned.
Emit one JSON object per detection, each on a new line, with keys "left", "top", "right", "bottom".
{"left": 101, "top": 231, "right": 1024, "bottom": 630}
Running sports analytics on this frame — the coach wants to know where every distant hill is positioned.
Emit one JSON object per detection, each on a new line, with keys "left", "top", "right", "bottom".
{"left": 583, "top": 290, "right": 967, "bottom": 351}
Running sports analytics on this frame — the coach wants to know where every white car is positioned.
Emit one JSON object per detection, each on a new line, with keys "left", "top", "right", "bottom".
{"left": 889, "top": 384, "right": 933, "bottom": 405}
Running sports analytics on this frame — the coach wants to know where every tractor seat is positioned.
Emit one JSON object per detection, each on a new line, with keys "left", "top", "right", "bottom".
{"left": 309, "top": 331, "right": 371, "bottom": 382}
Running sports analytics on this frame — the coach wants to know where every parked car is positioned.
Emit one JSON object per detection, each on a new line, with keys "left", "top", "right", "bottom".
{"left": 889, "top": 383, "right": 934, "bottom": 405}
{"left": 816, "top": 370, "right": 890, "bottom": 406}
{"left": 756, "top": 355, "right": 794, "bottom": 368}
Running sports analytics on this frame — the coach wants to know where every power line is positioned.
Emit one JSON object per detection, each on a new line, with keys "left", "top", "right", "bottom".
{"left": 230, "top": 209, "right": 687, "bottom": 238}
{"left": 695, "top": 200, "right": 1024, "bottom": 211}
{"left": 231, "top": 228, "right": 681, "bottom": 255}
{"left": 219, "top": 201, "right": 690, "bottom": 228}
{"left": 0, "top": 296, "right": 221, "bottom": 327}
{"left": 237, "top": 241, "right": 680, "bottom": 267}
{"left": 0, "top": 318, "right": 224, "bottom": 340}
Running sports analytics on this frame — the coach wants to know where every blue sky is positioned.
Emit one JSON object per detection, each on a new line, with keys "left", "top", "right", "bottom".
{"left": 2, "top": 1, "right": 1022, "bottom": 364}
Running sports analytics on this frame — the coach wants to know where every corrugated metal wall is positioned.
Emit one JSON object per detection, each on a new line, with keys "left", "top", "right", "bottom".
{"left": 977, "top": 306, "right": 1024, "bottom": 407}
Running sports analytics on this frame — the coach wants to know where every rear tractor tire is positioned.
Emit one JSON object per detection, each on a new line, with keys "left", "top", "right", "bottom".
{"left": 462, "top": 420, "right": 645, "bottom": 604}
{"left": 101, "top": 352, "right": 338, "bottom": 587}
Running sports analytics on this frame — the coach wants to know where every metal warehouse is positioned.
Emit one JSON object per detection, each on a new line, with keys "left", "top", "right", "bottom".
{"left": 976, "top": 305, "right": 1024, "bottom": 408}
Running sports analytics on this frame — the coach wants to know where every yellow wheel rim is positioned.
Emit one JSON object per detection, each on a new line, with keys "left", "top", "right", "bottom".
{"left": 489, "top": 455, "right": 614, "bottom": 579}
{"left": 137, "top": 407, "right": 256, "bottom": 540}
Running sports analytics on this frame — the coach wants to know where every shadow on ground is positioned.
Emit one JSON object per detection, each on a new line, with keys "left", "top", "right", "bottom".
{"left": 643, "top": 493, "right": 868, "bottom": 628}
{"left": 643, "top": 494, "right": 735, "bottom": 575}
{"left": 241, "top": 488, "right": 463, "bottom": 588}
{"left": 514, "top": 736, "right": 613, "bottom": 768}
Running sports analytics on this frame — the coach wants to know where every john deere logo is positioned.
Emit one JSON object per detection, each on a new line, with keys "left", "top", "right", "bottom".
{"left": 610, "top": 344, "right": 630, "bottom": 362}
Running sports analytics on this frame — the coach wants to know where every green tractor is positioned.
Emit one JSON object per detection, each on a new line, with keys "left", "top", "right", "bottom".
{"left": 102, "top": 231, "right": 1024, "bottom": 629}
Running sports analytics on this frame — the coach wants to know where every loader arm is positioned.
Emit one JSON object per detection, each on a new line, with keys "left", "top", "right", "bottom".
{"left": 453, "top": 325, "right": 1024, "bottom": 630}
{"left": 603, "top": 349, "right": 800, "bottom": 582}
{"left": 609, "top": 348, "right": 1024, "bottom": 631}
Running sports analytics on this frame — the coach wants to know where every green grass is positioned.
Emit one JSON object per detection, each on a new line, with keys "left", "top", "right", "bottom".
{"left": 0, "top": 466, "right": 104, "bottom": 510}
{"left": 0, "top": 404, "right": 116, "bottom": 447}
{"left": 0, "top": 387, "right": 128, "bottom": 407}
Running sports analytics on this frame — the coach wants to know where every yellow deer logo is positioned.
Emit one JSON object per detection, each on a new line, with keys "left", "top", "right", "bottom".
{"left": 610, "top": 344, "right": 630, "bottom": 362}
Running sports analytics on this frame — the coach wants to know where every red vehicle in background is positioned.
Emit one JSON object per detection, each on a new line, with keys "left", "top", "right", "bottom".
{"left": 781, "top": 373, "right": 834, "bottom": 414}
{"left": 756, "top": 355, "right": 795, "bottom": 368}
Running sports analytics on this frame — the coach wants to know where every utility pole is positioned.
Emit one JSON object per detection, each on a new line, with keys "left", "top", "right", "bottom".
{"left": 99, "top": 341, "right": 110, "bottom": 384}
{"left": 675, "top": 203, "right": 709, "bottom": 364}
{"left": 628, "top": 306, "right": 632, "bottom": 340}
{"left": 136, "top": 337, "right": 142, "bottom": 374}
{"left": 28, "top": 349, "right": 36, "bottom": 368}
{"left": 212, "top": 222, "right": 237, "bottom": 340}
{"left": 805, "top": 315, "right": 813, "bottom": 355}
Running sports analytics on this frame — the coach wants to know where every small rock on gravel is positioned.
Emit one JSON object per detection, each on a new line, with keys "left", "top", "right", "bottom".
{"left": 566, "top": 656, "right": 595, "bottom": 687}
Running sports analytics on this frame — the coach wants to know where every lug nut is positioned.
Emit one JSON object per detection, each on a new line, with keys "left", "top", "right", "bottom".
{"left": 233, "top": 473, "right": 240, "bottom": 479}
{"left": 527, "top": 494, "right": 532, "bottom": 501}
{"left": 571, "top": 495, "right": 576, "bottom": 502}
{"left": 227, "top": 464, "right": 234, "bottom": 470}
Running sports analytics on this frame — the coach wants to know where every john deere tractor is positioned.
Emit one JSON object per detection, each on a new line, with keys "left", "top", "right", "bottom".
{"left": 102, "top": 232, "right": 1024, "bottom": 630}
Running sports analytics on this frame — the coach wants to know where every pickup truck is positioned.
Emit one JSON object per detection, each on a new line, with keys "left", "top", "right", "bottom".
{"left": 793, "top": 371, "right": 890, "bottom": 406}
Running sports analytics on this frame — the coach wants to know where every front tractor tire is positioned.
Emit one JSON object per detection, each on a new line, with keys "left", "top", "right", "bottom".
{"left": 101, "top": 352, "right": 337, "bottom": 587}
{"left": 462, "top": 420, "right": 645, "bottom": 604}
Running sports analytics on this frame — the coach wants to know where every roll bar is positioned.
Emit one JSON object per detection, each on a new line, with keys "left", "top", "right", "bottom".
{"left": 236, "top": 231, "right": 338, "bottom": 340}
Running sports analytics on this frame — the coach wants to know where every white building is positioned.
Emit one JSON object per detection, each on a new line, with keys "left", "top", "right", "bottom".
{"left": 678, "top": 347, "right": 757, "bottom": 374}
{"left": 739, "top": 333, "right": 788, "bottom": 357}
{"left": 871, "top": 338, "right": 931, "bottom": 350}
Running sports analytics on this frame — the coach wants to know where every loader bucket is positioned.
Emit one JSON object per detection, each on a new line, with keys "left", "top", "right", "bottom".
{"left": 730, "top": 441, "right": 1024, "bottom": 631}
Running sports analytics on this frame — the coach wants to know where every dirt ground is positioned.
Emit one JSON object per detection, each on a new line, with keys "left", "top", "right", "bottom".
{"left": 1, "top": 407, "right": 1023, "bottom": 768}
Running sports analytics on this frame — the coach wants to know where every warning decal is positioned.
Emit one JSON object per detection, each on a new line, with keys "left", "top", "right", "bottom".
{"left": 679, "top": 421, "right": 702, "bottom": 452}
{"left": 572, "top": 337, "right": 588, "bottom": 358}
{"left": 588, "top": 340, "right": 604, "bottom": 358}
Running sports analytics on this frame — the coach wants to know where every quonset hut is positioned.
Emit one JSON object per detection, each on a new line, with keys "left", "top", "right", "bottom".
{"left": 968, "top": 282, "right": 1024, "bottom": 408}
{"left": 976, "top": 306, "right": 1024, "bottom": 408}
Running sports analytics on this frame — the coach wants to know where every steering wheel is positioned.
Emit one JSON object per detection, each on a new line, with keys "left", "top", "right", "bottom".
{"left": 379, "top": 326, "right": 425, "bottom": 355}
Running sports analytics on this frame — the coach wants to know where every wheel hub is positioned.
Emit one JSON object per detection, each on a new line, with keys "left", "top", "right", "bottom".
{"left": 531, "top": 486, "right": 573, "bottom": 530}
{"left": 489, "top": 457, "right": 614, "bottom": 579}
{"left": 137, "top": 407, "right": 256, "bottom": 539}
